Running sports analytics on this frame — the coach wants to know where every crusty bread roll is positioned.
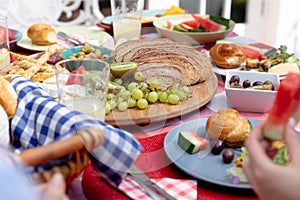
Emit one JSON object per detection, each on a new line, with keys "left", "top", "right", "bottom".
{"left": 0, "top": 76, "right": 17, "bottom": 118}
{"left": 206, "top": 109, "right": 251, "bottom": 147}
{"left": 27, "top": 23, "right": 57, "bottom": 45}
{"left": 210, "top": 43, "right": 246, "bottom": 69}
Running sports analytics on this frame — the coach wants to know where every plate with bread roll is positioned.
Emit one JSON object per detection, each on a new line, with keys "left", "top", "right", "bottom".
{"left": 209, "top": 42, "right": 300, "bottom": 78}
{"left": 17, "top": 24, "right": 113, "bottom": 52}
{"left": 164, "top": 109, "right": 259, "bottom": 189}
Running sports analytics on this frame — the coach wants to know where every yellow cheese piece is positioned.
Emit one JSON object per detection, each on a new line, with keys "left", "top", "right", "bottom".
{"left": 268, "top": 63, "right": 299, "bottom": 76}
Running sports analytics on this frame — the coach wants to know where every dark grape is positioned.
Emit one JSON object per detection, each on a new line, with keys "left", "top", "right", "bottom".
{"left": 264, "top": 80, "right": 274, "bottom": 90}
{"left": 211, "top": 139, "right": 225, "bottom": 155}
{"left": 242, "top": 80, "right": 251, "bottom": 88}
{"left": 229, "top": 75, "right": 240, "bottom": 85}
{"left": 252, "top": 81, "right": 263, "bottom": 86}
{"left": 222, "top": 149, "right": 235, "bottom": 164}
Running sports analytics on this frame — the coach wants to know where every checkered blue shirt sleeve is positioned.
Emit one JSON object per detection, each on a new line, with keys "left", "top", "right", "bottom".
{"left": 10, "top": 76, "right": 143, "bottom": 187}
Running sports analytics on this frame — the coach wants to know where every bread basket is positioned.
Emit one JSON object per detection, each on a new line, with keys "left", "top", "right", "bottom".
{"left": 18, "top": 128, "right": 105, "bottom": 188}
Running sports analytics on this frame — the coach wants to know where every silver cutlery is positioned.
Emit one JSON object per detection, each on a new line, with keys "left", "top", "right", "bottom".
{"left": 57, "top": 31, "right": 84, "bottom": 46}
{"left": 127, "top": 165, "right": 176, "bottom": 200}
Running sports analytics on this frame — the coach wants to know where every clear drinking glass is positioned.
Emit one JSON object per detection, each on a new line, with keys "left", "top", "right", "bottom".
{"left": 0, "top": 15, "right": 10, "bottom": 70}
{"left": 110, "top": 0, "right": 144, "bottom": 46}
{"left": 55, "top": 58, "right": 110, "bottom": 121}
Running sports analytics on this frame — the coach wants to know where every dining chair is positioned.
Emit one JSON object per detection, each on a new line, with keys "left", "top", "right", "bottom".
{"left": 1, "top": 0, "right": 104, "bottom": 32}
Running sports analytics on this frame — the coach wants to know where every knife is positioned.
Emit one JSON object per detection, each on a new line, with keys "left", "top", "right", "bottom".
{"left": 57, "top": 31, "right": 83, "bottom": 46}
{"left": 128, "top": 165, "right": 176, "bottom": 200}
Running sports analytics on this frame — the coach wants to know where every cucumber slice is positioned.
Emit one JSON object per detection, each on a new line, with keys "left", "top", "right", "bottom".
{"left": 177, "top": 131, "right": 208, "bottom": 154}
{"left": 245, "top": 84, "right": 273, "bottom": 90}
{"left": 209, "top": 15, "right": 230, "bottom": 29}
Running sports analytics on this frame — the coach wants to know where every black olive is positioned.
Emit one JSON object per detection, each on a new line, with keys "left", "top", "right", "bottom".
{"left": 211, "top": 139, "right": 225, "bottom": 155}
{"left": 263, "top": 80, "right": 274, "bottom": 90}
{"left": 242, "top": 80, "right": 251, "bottom": 88}
{"left": 222, "top": 149, "right": 235, "bottom": 164}
{"left": 229, "top": 75, "right": 240, "bottom": 85}
{"left": 252, "top": 81, "right": 263, "bottom": 86}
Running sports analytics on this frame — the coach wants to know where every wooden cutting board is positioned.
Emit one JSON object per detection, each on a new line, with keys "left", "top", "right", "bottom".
{"left": 105, "top": 73, "right": 218, "bottom": 126}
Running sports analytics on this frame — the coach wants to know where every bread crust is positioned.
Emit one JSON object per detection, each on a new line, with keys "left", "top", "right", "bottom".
{"left": 210, "top": 43, "right": 246, "bottom": 69}
{"left": 206, "top": 109, "right": 250, "bottom": 147}
{"left": 27, "top": 24, "right": 57, "bottom": 45}
{"left": 0, "top": 76, "right": 17, "bottom": 118}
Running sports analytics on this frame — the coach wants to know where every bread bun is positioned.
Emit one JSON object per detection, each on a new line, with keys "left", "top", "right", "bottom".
{"left": 27, "top": 24, "right": 57, "bottom": 45}
{"left": 210, "top": 43, "right": 246, "bottom": 69}
{"left": 0, "top": 76, "right": 17, "bottom": 118}
{"left": 206, "top": 109, "right": 251, "bottom": 147}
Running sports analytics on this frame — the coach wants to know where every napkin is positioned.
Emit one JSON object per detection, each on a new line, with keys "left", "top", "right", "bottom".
{"left": 56, "top": 33, "right": 87, "bottom": 48}
{"left": 119, "top": 176, "right": 197, "bottom": 200}
{"left": 10, "top": 76, "right": 143, "bottom": 187}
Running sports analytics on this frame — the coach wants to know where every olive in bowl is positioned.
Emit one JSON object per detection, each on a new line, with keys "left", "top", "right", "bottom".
{"left": 225, "top": 71, "right": 280, "bottom": 113}
{"left": 61, "top": 45, "right": 114, "bottom": 64}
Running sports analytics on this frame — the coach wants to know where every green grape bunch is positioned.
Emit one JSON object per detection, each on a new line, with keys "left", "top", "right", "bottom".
{"left": 105, "top": 70, "right": 191, "bottom": 114}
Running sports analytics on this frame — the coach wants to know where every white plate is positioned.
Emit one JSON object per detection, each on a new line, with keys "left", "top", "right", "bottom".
{"left": 212, "top": 62, "right": 287, "bottom": 80}
{"left": 164, "top": 117, "right": 261, "bottom": 189}
{"left": 17, "top": 26, "right": 113, "bottom": 52}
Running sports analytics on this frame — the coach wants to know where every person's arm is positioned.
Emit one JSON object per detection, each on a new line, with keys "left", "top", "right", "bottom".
{"left": 0, "top": 147, "right": 68, "bottom": 200}
{"left": 243, "top": 118, "right": 300, "bottom": 200}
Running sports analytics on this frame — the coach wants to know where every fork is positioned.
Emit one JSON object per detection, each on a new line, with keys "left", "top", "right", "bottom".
{"left": 57, "top": 31, "right": 84, "bottom": 46}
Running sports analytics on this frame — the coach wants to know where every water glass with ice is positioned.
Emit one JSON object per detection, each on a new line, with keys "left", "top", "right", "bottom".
{"left": 55, "top": 58, "right": 110, "bottom": 121}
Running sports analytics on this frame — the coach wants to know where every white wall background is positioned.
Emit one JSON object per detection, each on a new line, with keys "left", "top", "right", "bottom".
{"left": 246, "top": 0, "right": 300, "bottom": 56}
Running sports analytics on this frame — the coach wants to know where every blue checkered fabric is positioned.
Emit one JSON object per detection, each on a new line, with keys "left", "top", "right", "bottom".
{"left": 10, "top": 76, "right": 143, "bottom": 187}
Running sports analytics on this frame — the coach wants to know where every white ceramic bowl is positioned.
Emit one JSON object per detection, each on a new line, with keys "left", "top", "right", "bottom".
{"left": 225, "top": 71, "right": 280, "bottom": 113}
{"left": 153, "top": 14, "right": 235, "bottom": 45}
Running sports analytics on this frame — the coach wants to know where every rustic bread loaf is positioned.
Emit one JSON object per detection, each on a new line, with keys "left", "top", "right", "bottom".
{"left": 114, "top": 38, "right": 213, "bottom": 87}
{"left": 114, "top": 38, "right": 174, "bottom": 62}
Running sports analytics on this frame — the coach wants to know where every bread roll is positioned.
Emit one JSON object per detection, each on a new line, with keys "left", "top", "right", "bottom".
{"left": 206, "top": 109, "right": 251, "bottom": 147}
{"left": 0, "top": 76, "right": 17, "bottom": 118}
{"left": 27, "top": 24, "right": 57, "bottom": 45}
{"left": 210, "top": 43, "right": 246, "bottom": 69}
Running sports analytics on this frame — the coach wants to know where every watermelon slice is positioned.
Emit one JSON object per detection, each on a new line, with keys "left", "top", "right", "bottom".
{"left": 177, "top": 131, "right": 209, "bottom": 154}
{"left": 182, "top": 20, "right": 200, "bottom": 29}
{"left": 263, "top": 72, "right": 300, "bottom": 140}
{"left": 167, "top": 21, "right": 174, "bottom": 30}
{"left": 240, "top": 45, "right": 265, "bottom": 60}
{"left": 173, "top": 24, "right": 188, "bottom": 32}
{"left": 191, "top": 14, "right": 226, "bottom": 32}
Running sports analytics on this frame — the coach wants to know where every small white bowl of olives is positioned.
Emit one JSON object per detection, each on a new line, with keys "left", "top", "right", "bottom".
{"left": 225, "top": 71, "right": 280, "bottom": 113}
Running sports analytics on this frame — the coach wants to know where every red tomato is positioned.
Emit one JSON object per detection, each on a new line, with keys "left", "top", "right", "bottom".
{"left": 66, "top": 65, "right": 86, "bottom": 85}
{"left": 67, "top": 71, "right": 83, "bottom": 85}
{"left": 77, "top": 65, "right": 86, "bottom": 74}
{"left": 8, "top": 29, "right": 14, "bottom": 41}
{"left": 0, "top": 27, "right": 14, "bottom": 41}
{"left": 0, "top": 26, "right": 4, "bottom": 42}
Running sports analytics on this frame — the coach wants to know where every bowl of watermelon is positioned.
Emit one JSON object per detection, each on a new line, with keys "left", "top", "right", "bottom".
{"left": 153, "top": 14, "right": 235, "bottom": 45}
